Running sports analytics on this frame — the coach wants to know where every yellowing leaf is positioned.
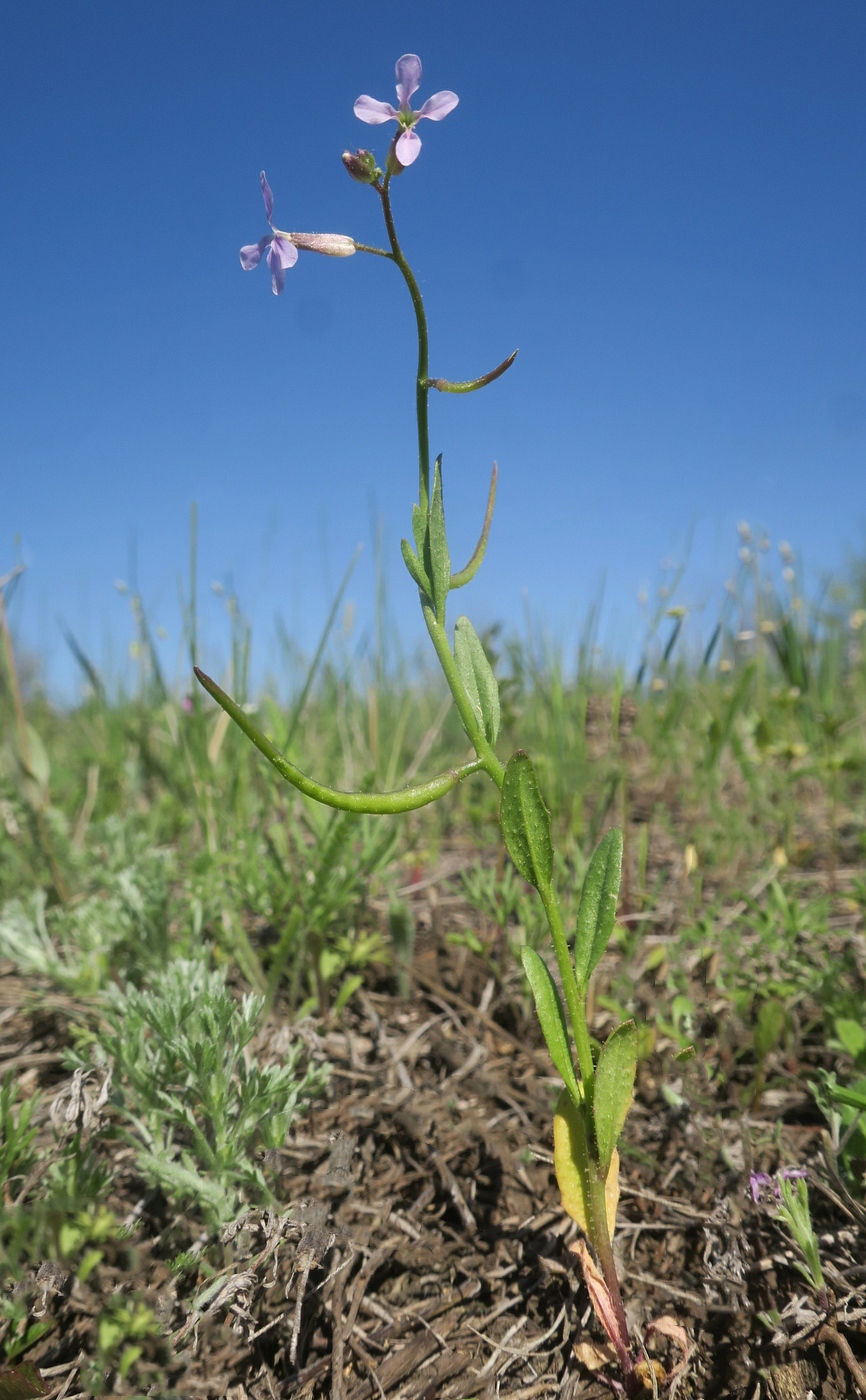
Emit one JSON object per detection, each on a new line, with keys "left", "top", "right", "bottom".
{"left": 553, "top": 1087, "right": 620, "bottom": 1239}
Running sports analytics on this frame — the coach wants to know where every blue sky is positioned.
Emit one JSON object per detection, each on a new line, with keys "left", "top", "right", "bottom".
{"left": 2, "top": 0, "right": 865, "bottom": 694}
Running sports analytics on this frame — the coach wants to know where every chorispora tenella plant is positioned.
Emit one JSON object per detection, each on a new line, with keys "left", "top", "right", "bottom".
{"left": 199, "top": 53, "right": 661, "bottom": 1394}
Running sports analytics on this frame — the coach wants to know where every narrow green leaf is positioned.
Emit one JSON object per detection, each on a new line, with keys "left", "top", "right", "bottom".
{"left": 454, "top": 615, "right": 500, "bottom": 744}
{"left": 593, "top": 1020, "right": 638, "bottom": 1174}
{"left": 573, "top": 828, "right": 623, "bottom": 991}
{"left": 500, "top": 751, "right": 553, "bottom": 891}
{"left": 521, "top": 946, "right": 580, "bottom": 1104}
{"left": 450, "top": 463, "right": 498, "bottom": 590}
{"left": 427, "top": 454, "right": 451, "bottom": 621}
{"left": 412, "top": 502, "right": 427, "bottom": 558}
{"left": 400, "top": 538, "right": 431, "bottom": 597}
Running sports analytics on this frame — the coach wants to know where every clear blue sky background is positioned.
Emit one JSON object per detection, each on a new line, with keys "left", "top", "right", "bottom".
{"left": 2, "top": 0, "right": 865, "bottom": 695}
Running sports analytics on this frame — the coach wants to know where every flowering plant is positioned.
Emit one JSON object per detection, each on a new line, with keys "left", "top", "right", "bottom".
{"left": 200, "top": 53, "right": 648, "bottom": 1394}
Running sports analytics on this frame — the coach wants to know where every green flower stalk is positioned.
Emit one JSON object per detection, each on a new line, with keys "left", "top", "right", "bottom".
{"left": 203, "top": 51, "right": 645, "bottom": 1393}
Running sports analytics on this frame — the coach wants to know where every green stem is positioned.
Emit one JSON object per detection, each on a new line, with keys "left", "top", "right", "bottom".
{"left": 587, "top": 1171, "right": 634, "bottom": 1371}
{"left": 379, "top": 177, "right": 431, "bottom": 511}
{"left": 421, "top": 604, "right": 505, "bottom": 789}
{"left": 353, "top": 241, "right": 394, "bottom": 259}
{"left": 539, "top": 883, "right": 594, "bottom": 1096}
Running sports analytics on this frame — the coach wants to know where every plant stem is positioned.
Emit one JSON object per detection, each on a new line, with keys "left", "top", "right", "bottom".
{"left": 539, "top": 883, "right": 595, "bottom": 1094}
{"left": 378, "top": 177, "right": 431, "bottom": 512}
{"left": 353, "top": 240, "right": 394, "bottom": 258}
{"left": 587, "top": 1171, "right": 634, "bottom": 1376}
{"left": 422, "top": 603, "right": 504, "bottom": 788}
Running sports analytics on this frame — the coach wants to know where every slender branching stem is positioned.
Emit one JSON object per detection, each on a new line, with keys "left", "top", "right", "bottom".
{"left": 538, "top": 884, "right": 595, "bottom": 1094}
{"left": 374, "top": 174, "right": 634, "bottom": 1377}
{"left": 378, "top": 176, "right": 431, "bottom": 512}
{"left": 588, "top": 1173, "right": 634, "bottom": 1374}
{"left": 352, "top": 241, "right": 393, "bottom": 259}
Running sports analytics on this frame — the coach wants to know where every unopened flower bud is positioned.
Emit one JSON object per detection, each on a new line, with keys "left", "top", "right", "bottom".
{"left": 342, "top": 149, "right": 380, "bottom": 184}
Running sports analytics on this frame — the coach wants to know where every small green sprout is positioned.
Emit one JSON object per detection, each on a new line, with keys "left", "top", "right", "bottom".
{"left": 751, "top": 1168, "right": 824, "bottom": 1292}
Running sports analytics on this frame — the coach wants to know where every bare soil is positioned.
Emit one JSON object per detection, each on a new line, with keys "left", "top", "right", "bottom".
{"left": 3, "top": 868, "right": 866, "bottom": 1400}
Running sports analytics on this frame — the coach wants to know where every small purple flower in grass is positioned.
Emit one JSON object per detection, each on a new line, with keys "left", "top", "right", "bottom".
{"left": 240, "top": 173, "right": 298, "bottom": 296}
{"left": 354, "top": 54, "right": 458, "bottom": 168}
{"left": 750, "top": 1167, "right": 808, "bottom": 1204}
{"left": 240, "top": 173, "right": 356, "bottom": 296}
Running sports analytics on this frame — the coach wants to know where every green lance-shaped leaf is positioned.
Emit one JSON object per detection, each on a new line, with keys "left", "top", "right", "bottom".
{"left": 500, "top": 751, "right": 553, "bottom": 891}
{"left": 573, "top": 827, "right": 623, "bottom": 993}
{"left": 521, "top": 946, "right": 581, "bottom": 1105}
{"left": 426, "top": 349, "right": 518, "bottom": 394}
{"left": 451, "top": 463, "right": 498, "bottom": 591}
{"left": 400, "top": 538, "right": 431, "bottom": 598}
{"left": 426, "top": 454, "right": 450, "bottom": 621}
{"left": 454, "top": 615, "right": 500, "bottom": 744}
{"left": 412, "top": 501, "right": 427, "bottom": 558}
{"left": 194, "top": 667, "right": 484, "bottom": 813}
{"left": 593, "top": 1020, "right": 638, "bottom": 1175}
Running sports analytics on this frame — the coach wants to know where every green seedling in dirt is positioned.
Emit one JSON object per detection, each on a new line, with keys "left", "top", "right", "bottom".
{"left": 775, "top": 1174, "right": 825, "bottom": 1293}
{"left": 94, "top": 958, "right": 328, "bottom": 1227}
{"left": 88, "top": 1296, "right": 162, "bottom": 1392}
{"left": 751, "top": 1168, "right": 824, "bottom": 1293}
{"left": 196, "top": 55, "right": 649, "bottom": 1392}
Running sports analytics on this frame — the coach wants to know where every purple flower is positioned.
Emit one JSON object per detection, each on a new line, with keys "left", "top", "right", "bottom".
{"left": 749, "top": 1167, "right": 808, "bottom": 1204}
{"left": 240, "top": 174, "right": 356, "bottom": 295}
{"left": 240, "top": 172, "right": 298, "bottom": 295}
{"left": 354, "top": 54, "right": 458, "bottom": 168}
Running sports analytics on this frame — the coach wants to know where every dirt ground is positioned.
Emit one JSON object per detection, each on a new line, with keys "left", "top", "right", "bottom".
{"left": 3, "top": 868, "right": 866, "bottom": 1400}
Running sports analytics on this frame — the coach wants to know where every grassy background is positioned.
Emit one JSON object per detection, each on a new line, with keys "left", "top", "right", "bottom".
{"left": 1, "top": 529, "right": 865, "bottom": 1388}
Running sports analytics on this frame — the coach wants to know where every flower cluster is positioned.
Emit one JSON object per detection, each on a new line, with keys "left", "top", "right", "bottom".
{"left": 240, "top": 56, "right": 458, "bottom": 291}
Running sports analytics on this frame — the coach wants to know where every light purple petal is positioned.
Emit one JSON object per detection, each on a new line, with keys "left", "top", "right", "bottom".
{"left": 395, "top": 127, "right": 421, "bottom": 166}
{"left": 395, "top": 54, "right": 422, "bottom": 108}
{"left": 271, "top": 235, "right": 298, "bottom": 268}
{"left": 240, "top": 235, "right": 271, "bottom": 270}
{"left": 260, "top": 171, "right": 274, "bottom": 223}
{"left": 416, "top": 89, "right": 459, "bottom": 122}
{"left": 749, "top": 1172, "right": 772, "bottom": 1203}
{"left": 267, "top": 236, "right": 298, "bottom": 295}
{"left": 354, "top": 95, "right": 398, "bottom": 124}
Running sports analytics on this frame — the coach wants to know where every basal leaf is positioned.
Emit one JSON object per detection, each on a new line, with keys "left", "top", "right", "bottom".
{"left": 454, "top": 615, "right": 500, "bottom": 744}
{"left": 593, "top": 1020, "right": 638, "bottom": 1175}
{"left": 553, "top": 1088, "right": 620, "bottom": 1241}
{"left": 573, "top": 828, "right": 623, "bottom": 991}
{"left": 500, "top": 751, "right": 553, "bottom": 892}
{"left": 521, "top": 946, "right": 580, "bottom": 1104}
{"left": 427, "top": 455, "right": 450, "bottom": 621}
